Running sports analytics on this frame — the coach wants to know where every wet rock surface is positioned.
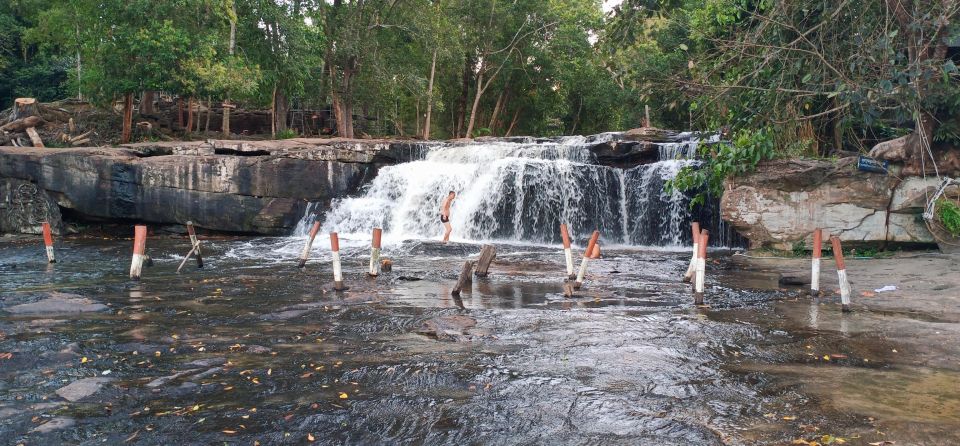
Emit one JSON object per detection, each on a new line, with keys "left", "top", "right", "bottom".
{"left": 0, "top": 236, "right": 957, "bottom": 445}
{"left": 5, "top": 292, "right": 107, "bottom": 314}
{"left": 55, "top": 377, "right": 114, "bottom": 402}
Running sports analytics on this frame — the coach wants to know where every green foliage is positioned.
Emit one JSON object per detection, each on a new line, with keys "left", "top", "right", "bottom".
{"left": 275, "top": 128, "right": 297, "bottom": 140}
{"left": 791, "top": 241, "right": 806, "bottom": 257}
{"left": 668, "top": 128, "right": 776, "bottom": 206}
{"left": 937, "top": 199, "right": 960, "bottom": 237}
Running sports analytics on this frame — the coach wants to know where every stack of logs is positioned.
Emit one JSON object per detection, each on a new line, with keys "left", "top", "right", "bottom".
{"left": 0, "top": 98, "right": 91, "bottom": 148}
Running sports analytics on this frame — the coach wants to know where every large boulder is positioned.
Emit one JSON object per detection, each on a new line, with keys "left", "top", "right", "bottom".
{"left": 721, "top": 158, "right": 938, "bottom": 250}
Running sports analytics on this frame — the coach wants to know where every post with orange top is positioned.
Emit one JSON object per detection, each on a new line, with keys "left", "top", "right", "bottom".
{"left": 297, "top": 221, "right": 321, "bottom": 269}
{"left": 42, "top": 222, "right": 56, "bottom": 263}
{"left": 590, "top": 243, "right": 601, "bottom": 259}
{"left": 683, "top": 222, "right": 700, "bottom": 282}
{"left": 330, "top": 232, "right": 347, "bottom": 291}
{"left": 186, "top": 221, "right": 203, "bottom": 268}
{"left": 560, "top": 224, "right": 575, "bottom": 279}
{"left": 829, "top": 235, "right": 852, "bottom": 312}
{"left": 694, "top": 230, "right": 709, "bottom": 305}
{"left": 574, "top": 230, "right": 601, "bottom": 289}
{"left": 368, "top": 227, "right": 383, "bottom": 276}
{"left": 810, "top": 228, "right": 823, "bottom": 296}
{"left": 129, "top": 225, "right": 147, "bottom": 280}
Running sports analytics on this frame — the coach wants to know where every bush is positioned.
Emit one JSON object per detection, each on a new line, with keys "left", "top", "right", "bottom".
{"left": 937, "top": 199, "right": 960, "bottom": 237}
{"left": 276, "top": 128, "right": 298, "bottom": 140}
{"left": 667, "top": 127, "right": 776, "bottom": 206}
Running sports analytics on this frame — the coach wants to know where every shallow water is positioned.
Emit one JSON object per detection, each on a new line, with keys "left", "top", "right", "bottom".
{"left": 1, "top": 235, "right": 958, "bottom": 445}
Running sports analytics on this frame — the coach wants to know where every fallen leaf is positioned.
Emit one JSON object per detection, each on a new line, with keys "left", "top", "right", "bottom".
{"left": 0, "top": 352, "right": 12, "bottom": 360}
{"left": 868, "top": 442, "right": 895, "bottom": 446}
{"left": 81, "top": 357, "right": 88, "bottom": 363}
{"left": 338, "top": 392, "right": 349, "bottom": 399}
{"left": 307, "top": 433, "right": 315, "bottom": 442}
{"left": 783, "top": 415, "right": 797, "bottom": 421}
{"left": 823, "top": 355, "right": 831, "bottom": 361}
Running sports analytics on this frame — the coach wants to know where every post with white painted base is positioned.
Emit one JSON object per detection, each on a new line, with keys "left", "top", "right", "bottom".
{"left": 683, "top": 222, "right": 700, "bottom": 282}
{"left": 693, "top": 230, "right": 709, "bottom": 305}
{"left": 330, "top": 232, "right": 347, "bottom": 291}
{"left": 574, "top": 230, "right": 601, "bottom": 290}
{"left": 560, "top": 224, "right": 575, "bottom": 279}
{"left": 829, "top": 236, "right": 852, "bottom": 313}
{"left": 186, "top": 221, "right": 203, "bottom": 268}
{"left": 368, "top": 228, "right": 382, "bottom": 277}
{"left": 42, "top": 222, "right": 56, "bottom": 263}
{"left": 297, "top": 221, "right": 321, "bottom": 269}
{"left": 129, "top": 225, "right": 147, "bottom": 280}
{"left": 809, "top": 228, "right": 823, "bottom": 296}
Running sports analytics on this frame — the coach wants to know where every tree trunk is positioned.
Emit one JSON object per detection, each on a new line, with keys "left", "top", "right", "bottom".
{"left": 465, "top": 73, "right": 484, "bottom": 138}
{"left": 140, "top": 91, "right": 155, "bottom": 115}
{"left": 423, "top": 49, "right": 437, "bottom": 140}
{"left": 488, "top": 88, "right": 506, "bottom": 135}
{"left": 505, "top": 106, "right": 522, "bottom": 137}
{"left": 205, "top": 96, "right": 212, "bottom": 132}
{"left": 121, "top": 92, "right": 134, "bottom": 144}
{"left": 222, "top": 101, "right": 231, "bottom": 138}
{"left": 455, "top": 54, "right": 472, "bottom": 138}
{"left": 185, "top": 96, "right": 194, "bottom": 134}
{"left": 274, "top": 89, "right": 289, "bottom": 134}
{"left": 270, "top": 84, "right": 277, "bottom": 138}
{"left": 177, "top": 98, "right": 184, "bottom": 128}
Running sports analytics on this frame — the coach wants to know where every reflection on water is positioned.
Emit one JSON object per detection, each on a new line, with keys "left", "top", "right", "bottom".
{"left": 0, "top": 236, "right": 957, "bottom": 445}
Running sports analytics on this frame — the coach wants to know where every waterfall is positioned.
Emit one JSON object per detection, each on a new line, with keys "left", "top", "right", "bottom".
{"left": 313, "top": 134, "right": 737, "bottom": 247}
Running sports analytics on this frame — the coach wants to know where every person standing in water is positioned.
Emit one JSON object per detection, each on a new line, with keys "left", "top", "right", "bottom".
{"left": 439, "top": 190, "right": 455, "bottom": 243}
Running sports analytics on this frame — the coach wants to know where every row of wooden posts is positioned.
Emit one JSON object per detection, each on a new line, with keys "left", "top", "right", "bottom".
{"left": 679, "top": 222, "right": 853, "bottom": 311}
{"left": 36, "top": 219, "right": 851, "bottom": 311}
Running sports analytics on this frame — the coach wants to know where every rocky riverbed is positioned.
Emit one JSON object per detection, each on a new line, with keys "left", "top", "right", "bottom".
{"left": 1, "top": 233, "right": 958, "bottom": 445}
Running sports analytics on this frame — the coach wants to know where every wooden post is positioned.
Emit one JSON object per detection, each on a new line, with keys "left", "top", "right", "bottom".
{"left": 590, "top": 243, "right": 601, "bottom": 259}
{"left": 475, "top": 244, "right": 496, "bottom": 277}
{"left": 129, "top": 225, "right": 147, "bottom": 280}
{"left": 810, "top": 228, "right": 823, "bottom": 296}
{"left": 121, "top": 93, "right": 134, "bottom": 144}
{"left": 297, "top": 221, "right": 321, "bottom": 268}
{"left": 574, "top": 230, "right": 601, "bottom": 289}
{"left": 683, "top": 222, "right": 701, "bottom": 282}
{"left": 368, "top": 228, "right": 382, "bottom": 276}
{"left": 330, "top": 232, "right": 347, "bottom": 291}
{"left": 560, "top": 223, "right": 575, "bottom": 279}
{"left": 644, "top": 104, "right": 651, "bottom": 127}
{"left": 42, "top": 222, "right": 55, "bottom": 263}
{"left": 452, "top": 261, "right": 474, "bottom": 296}
{"left": 829, "top": 236, "right": 852, "bottom": 313}
{"left": 694, "top": 230, "right": 709, "bottom": 305}
{"left": 186, "top": 221, "right": 203, "bottom": 268}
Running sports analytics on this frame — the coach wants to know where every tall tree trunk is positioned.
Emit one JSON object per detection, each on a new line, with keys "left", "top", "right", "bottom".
{"left": 270, "top": 84, "right": 277, "bottom": 138}
{"left": 185, "top": 96, "right": 194, "bottom": 134}
{"left": 455, "top": 54, "right": 472, "bottom": 138}
{"left": 423, "top": 49, "right": 437, "bottom": 140}
{"left": 121, "top": 93, "right": 134, "bottom": 144}
{"left": 140, "top": 91, "right": 155, "bottom": 115}
{"left": 274, "top": 89, "right": 289, "bottom": 134}
{"left": 222, "top": 101, "right": 231, "bottom": 138}
{"left": 465, "top": 73, "right": 484, "bottom": 138}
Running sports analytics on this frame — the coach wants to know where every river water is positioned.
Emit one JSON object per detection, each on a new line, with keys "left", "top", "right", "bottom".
{"left": 1, "top": 135, "right": 957, "bottom": 445}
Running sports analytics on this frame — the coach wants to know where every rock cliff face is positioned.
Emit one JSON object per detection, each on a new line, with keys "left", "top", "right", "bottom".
{"left": 0, "top": 139, "right": 437, "bottom": 235}
{"left": 721, "top": 157, "right": 938, "bottom": 249}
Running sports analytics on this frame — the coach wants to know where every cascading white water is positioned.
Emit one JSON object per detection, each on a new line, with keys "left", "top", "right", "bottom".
{"left": 309, "top": 135, "right": 715, "bottom": 247}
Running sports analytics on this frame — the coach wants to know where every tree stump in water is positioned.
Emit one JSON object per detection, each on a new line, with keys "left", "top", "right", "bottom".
{"left": 475, "top": 244, "right": 496, "bottom": 277}
{"left": 452, "top": 261, "right": 474, "bottom": 296}
{"left": 10, "top": 98, "right": 39, "bottom": 121}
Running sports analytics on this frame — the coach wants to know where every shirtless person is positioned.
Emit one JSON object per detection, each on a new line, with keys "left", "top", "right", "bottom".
{"left": 439, "top": 191, "right": 455, "bottom": 243}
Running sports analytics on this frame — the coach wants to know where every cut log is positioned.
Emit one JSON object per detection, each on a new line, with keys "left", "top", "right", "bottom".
{"left": 68, "top": 118, "right": 75, "bottom": 133}
{"left": 25, "top": 127, "right": 44, "bottom": 148}
{"left": 1, "top": 116, "right": 45, "bottom": 133}
{"left": 11, "top": 98, "right": 39, "bottom": 121}
{"left": 70, "top": 130, "right": 93, "bottom": 143}
{"left": 70, "top": 138, "right": 90, "bottom": 146}
{"left": 475, "top": 244, "right": 496, "bottom": 277}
